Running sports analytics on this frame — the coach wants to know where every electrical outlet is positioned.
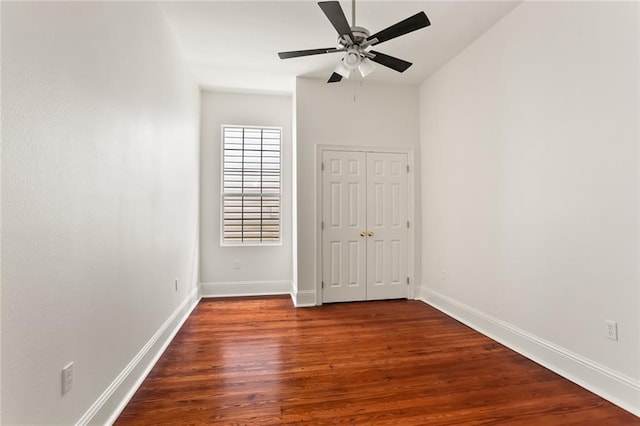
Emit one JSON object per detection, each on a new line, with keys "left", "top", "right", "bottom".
{"left": 440, "top": 269, "right": 447, "bottom": 281}
{"left": 605, "top": 320, "right": 618, "bottom": 341}
{"left": 233, "top": 259, "right": 240, "bottom": 270}
{"left": 62, "top": 362, "right": 74, "bottom": 395}
{"left": 175, "top": 278, "right": 178, "bottom": 291}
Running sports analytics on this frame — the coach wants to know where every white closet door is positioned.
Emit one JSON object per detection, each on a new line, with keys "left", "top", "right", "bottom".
{"left": 321, "top": 151, "right": 367, "bottom": 303}
{"left": 366, "top": 153, "right": 408, "bottom": 300}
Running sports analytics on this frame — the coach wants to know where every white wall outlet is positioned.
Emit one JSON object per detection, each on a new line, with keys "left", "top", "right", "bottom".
{"left": 605, "top": 320, "right": 618, "bottom": 341}
{"left": 233, "top": 259, "right": 240, "bottom": 270}
{"left": 174, "top": 278, "right": 178, "bottom": 291}
{"left": 62, "top": 362, "right": 74, "bottom": 395}
{"left": 440, "top": 269, "right": 447, "bottom": 281}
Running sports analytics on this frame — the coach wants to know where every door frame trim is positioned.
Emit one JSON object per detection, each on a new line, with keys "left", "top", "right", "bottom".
{"left": 316, "top": 145, "right": 417, "bottom": 305}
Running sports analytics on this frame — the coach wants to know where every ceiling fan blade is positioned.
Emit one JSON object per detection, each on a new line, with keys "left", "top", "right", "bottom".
{"left": 318, "top": 1, "right": 354, "bottom": 39}
{"left": 366, "top": 12, "right": 430, "bottom": 46}
{"left": 278, "top": 48, "right": 340, "bottom": 59}
{"left": 369, "top": 51, "right": 412, "bottom": 73}
{"left": 328, "top": 72, "right": 343, "bottom": 83}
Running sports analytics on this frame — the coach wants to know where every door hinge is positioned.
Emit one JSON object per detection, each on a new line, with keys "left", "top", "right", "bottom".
{"left": 407, "top": 221, "right": 410, "bottom": 229}
{"left": 321, "top": 221, "right": 324, "bottom": 230}
{"left": 322, "top": 281, "right": 324, "bottom": 289}
{"left": 407, "top": 277, "right": 410, "bottom": 285}
{"left": 407, "top": 165, "right": 410, "bottom": 173}
{"left": 321, "top": 162, "right": 325, "bottom": 171}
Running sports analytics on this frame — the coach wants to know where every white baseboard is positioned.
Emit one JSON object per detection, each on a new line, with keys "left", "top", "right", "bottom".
{"left": 292, "top": 289, "right": 317, "bottom": 307}
{"left": 76, "top": 287, "right": 201, "bottom": 426}
{"left": 419, "top": 287, "right": 640, "bottom": 417}
{"left": 200, "top": 280, "right": 292, "bottom": 298}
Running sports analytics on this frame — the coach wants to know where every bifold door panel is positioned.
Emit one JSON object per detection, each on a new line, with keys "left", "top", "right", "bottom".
{"left": 322, "top": 151, "right": 408, "bottom": 303}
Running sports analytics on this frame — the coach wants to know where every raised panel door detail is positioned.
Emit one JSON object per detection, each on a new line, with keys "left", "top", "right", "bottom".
{"left": 348, "top": 160, "right": 360, "bottom": 175}
{"left": 391, "top": 183, "right": 401, "bottom": 227}
{"left": 330, "top": 183, "right": 342, "bottom": 228}
{"left": 374, "top": 183, "right": 384, "bottom": 227}
{"left": 330, "top": 159, "right": 341, "bottom": 175}
{"left": 330, "top": 242, "right": 341, "bottom": 287}
{"left": 348, "top": 183, "right": 359, "bottom": 227}
{"left": 374, "top": 240, "right": 384, "bottom": 286}
{"left": 373, "top": 160, "right": 384, "bottom": 176}
{"left": 391, "top": 160, "right": 402, "bottom": 177}
{"left": 391, "top": 239, "right": 401, "bottom": 284}
{"left": 348, "top": 241, "right": 360, "bottom": 286}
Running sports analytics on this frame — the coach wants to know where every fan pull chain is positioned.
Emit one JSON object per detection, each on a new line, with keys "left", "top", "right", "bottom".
{"left": 353, "top": 73, "right": 357, "bottom": 102}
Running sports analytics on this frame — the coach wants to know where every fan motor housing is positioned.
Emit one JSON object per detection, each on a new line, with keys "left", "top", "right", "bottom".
{"left": 338, "top": 26, "right": 370, "bottom": 47}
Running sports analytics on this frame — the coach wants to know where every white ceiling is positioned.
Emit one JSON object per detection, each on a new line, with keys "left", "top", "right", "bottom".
{"left": 160, "top": 1, "right": 521, "bottom": 94}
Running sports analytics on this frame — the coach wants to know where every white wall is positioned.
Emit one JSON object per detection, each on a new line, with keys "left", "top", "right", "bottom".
{"left": 420, "top": 1, "right": 639, "bottom": 413}
{"left": 200, "top": 91, "right": 293, "bottom": 296}
{"left": 295, "top": 77, "right": 420, "bottom": 306}
{"left": 1, "top": 3, "right": 200, "bottom": 424}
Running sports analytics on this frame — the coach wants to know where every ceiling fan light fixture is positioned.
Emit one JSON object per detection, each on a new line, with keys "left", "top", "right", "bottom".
{"left": 343, "top": 49, "right": 361, "bottom": 70}
{"left": 358, "top": 58, "right": 376, "bottom": 77}
{"left": 334, "top": 59, "right": 352, "bottom": 79}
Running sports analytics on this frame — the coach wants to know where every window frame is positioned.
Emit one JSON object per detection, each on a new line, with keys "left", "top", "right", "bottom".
{"left": 220, "top": 124, "right": 283, "bottom": 247}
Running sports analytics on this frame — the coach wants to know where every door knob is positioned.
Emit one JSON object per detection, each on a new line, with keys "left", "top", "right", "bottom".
{"left": 367, "top": 231, "right": 374, "bottom": 237}
{"left": 360, "top": 231, "right": 366, "bottom": 237}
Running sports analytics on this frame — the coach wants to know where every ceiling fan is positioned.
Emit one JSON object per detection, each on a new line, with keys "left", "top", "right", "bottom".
{"left": 278, "top": 1, "right": 431, "bottom": 83}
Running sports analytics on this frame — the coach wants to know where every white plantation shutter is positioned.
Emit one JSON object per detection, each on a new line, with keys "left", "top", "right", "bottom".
{"left": 222, "top": 126, "right": 281, "bottom": 244}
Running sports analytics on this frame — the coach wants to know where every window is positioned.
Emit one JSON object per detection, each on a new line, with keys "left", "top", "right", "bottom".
{"left": 222, "top": 126, "right": 281, "bottom": 244}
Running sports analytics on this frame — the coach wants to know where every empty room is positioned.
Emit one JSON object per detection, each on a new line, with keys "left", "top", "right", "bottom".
{"left": 1, "top": 0, "right": 639, "bottom": 424}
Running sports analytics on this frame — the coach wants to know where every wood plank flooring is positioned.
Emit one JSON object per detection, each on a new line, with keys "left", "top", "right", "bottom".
{"left": 116, "top": 296, "right": 639, "bottom": 425}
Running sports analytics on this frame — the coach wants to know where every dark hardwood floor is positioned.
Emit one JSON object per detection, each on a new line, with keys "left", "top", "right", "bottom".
{"left": 116, "top": 296, "right": 639, "bottom": 425}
